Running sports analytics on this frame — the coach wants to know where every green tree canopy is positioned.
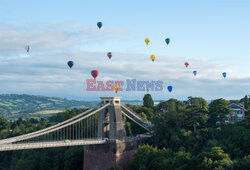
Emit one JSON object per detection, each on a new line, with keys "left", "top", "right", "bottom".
{"left": 0, "top": 116, "right": 10, "bottom": 131}
{"left": 244, "top": 95, "right": 248, "bottom": 110}
{"left": 143, "top": 94, "right": 154, "bottom": 109}
{"left": 208, "top": 99, "right": 230, "bottom": 127}
{"left": 153, "top": 110, "right": 182, "bottom": 149}
{"left": 156, "top": 98, "right": 185, "bottom": 113}
{"left": 243, "top": 95, "right": 249, "bottom": 116}
{"left": 198, "top": 147, "right": 233, "bottom": 170}
{"left": 185, "top": 97, "right": 209, "bottom": 131}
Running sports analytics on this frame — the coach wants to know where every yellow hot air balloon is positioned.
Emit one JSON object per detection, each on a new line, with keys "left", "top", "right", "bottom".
{"left": 114, "top": 85, "right": 120, "bottom": 93}
{"left": 150, "top": 55, "right": 156, "bottom": 62}
{"left": 145, "top": 38, "right": 150, "bottom": 45}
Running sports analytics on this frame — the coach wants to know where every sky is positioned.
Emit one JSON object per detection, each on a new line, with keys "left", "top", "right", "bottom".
{"left": 0, "top": 0, "right": 249, "bottom": 101}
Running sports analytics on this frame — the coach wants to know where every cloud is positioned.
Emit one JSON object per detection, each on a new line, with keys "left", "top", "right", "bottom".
{"left": 0, "top": 23, "right": 130, "bottom": 57}
{"left": 0, "top": 22, "right": 249, "bottom": 101}
{"left": 0, "top": 50, "right": 249, "bottom": 101}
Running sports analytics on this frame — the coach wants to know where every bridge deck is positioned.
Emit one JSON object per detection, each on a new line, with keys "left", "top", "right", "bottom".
{"left": 0, "top": 102, "right": 152, "bottom": 152}
{"left": 0, "top": 139, "right": 106, "bottom": 151}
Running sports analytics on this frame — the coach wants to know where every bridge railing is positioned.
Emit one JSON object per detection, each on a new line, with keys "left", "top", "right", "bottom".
{"left": 121, "top": 104, "right": 153, "bottom": 129}
{"left": 121, "top": 111, "right": 150, "bottom": 132}
{"left": 0, "top": 103, "right": 110, "bottom": 144}
{"left": 0, "top": 140, "right": 107, "bottom": 151}
{"left": 121, "top": 104, "right": 153, "bottom": 132}
{"left": 0, "top": 106, "right": 96, "bottom": 144}
{"left": 0, "top": 100, "right": 155, "bottom": 152}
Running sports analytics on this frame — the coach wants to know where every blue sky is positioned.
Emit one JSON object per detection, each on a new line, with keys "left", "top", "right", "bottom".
{"left": 0, "top": 0, "right": 249, "bottom": 101}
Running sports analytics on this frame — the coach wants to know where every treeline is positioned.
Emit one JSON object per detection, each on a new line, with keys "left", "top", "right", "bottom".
{"left": 124, "top": 95, "right": 250, "bottom": 170}
{"left": 0, "top": 95, "right": 249, "bottom": 169}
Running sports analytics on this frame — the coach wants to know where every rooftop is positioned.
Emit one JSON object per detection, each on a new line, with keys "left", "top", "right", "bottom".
{"left": 228, "top": 103, "right": 248, "bottom": 111}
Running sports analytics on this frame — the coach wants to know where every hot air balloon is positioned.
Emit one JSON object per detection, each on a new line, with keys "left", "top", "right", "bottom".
{"left": 145, "top": 38, "right": 150, "bottom": 45}
{"left": 25, "top": 45, "right": 30, "bottom": 52}
{"left": 67, "top": 61, "right": 74, "bottom": 69}
{"left": 97, "top": 22, "right": 102, "bottom": 29}
{"left": 165, "top": 38, "right": 170, "bottom": 45}
{"left": 107, "top": 52, "right": 112, "bottom": 59}
{"left": 222, "top": 72, "right": 227, "bottom": 78}
{"left": 167, "top": 86, "right": 173, "bottom": 92}
{"left": 193, "top": 70, "right": 197, "bottom": 76}
{"left": 91, "top": 70, "right": 99, "bottom": 79}
{"left": 184, "top": 62, "right": 189, "bottom": 68}
{"left": 150, "top": 55, "right": 156, "bottom": 62}
{"left": 114, "top": 85, "right": 120, "bottom": 93}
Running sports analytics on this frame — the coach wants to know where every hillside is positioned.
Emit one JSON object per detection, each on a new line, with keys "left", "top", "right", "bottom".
{"left": 0, "top": 94, "right": 98, "bottom": 120}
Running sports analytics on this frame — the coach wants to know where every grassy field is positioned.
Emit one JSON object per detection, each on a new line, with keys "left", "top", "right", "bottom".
{"left": 0, "top": 94, "right": 98, "bottom": 120}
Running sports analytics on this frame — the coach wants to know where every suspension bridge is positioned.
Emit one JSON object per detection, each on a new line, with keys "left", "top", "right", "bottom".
{"left": 0, "top": 97, "right": 152, "bottom": 151}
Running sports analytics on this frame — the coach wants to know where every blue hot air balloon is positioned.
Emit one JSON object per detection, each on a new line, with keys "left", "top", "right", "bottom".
{"left": 25, "top": 45, "right": 30, "bottom": 52}
{"left": 222, "top": 72, "right": 227, "bottom": 78}
{"left": 167, "top": 86, "right": 173, "bottom": 92}
{"left": 193, "top": 70, "right": 197, "bottom": 76}
{"left": 97, "top": 22, "right": 102, "bottom": 29}
{"left": 67, "top": 61, "right": 74, "bottom": 68}
{"left": 165, "top": 38, "right": 170, "bottom": 45}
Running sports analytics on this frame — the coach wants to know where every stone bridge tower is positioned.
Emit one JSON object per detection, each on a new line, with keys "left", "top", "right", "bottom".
{"left": 83, "top": 97, "right": 139, "bottom": 170}
{"left": 98, "top": 97, "right": 125, "bottom": 140}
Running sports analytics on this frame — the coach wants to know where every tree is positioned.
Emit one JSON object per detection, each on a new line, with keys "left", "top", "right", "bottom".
{"left": 214, "top": 120, "right": 250, "bottom": 159}
{"left": 29, "top": 118, "right": 38, "bottom": 124}
{"left": 244, "top": 95, "right": 249, "bottom": 116}
{"left": 156, "top": 99, "right": 185, "bottom": 113}
{"left": 125, "top": 122, "right": 132, "bottom": 136}
{"left": 130, "top": 145, "right": 194, "bottom": 170}
{"left": 198, "top": 147, "right": 233, "bottom": 170}
{"left": 171, "top": 148, "right": 192, "bottom": 169}
{"left": 126, "top": 103, "right": 154, "bottom": 120}
{"left": 135, "top": 106, "right": 154, "bottom": 120}
{"left": 130, "top": 145, "right": 161, "bottom": 170}
{"left": 0, "top": 117, "right": 10, "bottom": 131}
{"left": 153, "top": 111, "right": 182, "bottom": 149}
{"left": 143, "top": 94, "right": 154, "bottom": 109}
{"left": 185, "top": 97, "right": 208, "bottom": 132}
{"left": 243, "top": 95, "right": 248, "bottom": 109}
{"left": 108, "top": 163, "right": 122, "bottom": 170}
{"left": 64, "top": 147, "right": 83, "bottom": 170}
{"left": 233, "top": 155, "right": 250, "bottom": 169}
{"left": 208, "top": 98, "right": 230, "bottom": 127}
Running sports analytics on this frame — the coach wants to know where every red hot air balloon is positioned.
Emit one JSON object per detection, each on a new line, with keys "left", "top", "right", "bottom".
{"left": 184, "top": 62, "right": 189, "bottom": 68}
{"left": 91, "top": 70, "right": 99, "bottom": 79}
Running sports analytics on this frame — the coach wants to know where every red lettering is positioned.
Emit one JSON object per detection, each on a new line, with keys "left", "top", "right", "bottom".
{"left": 106, "top": 80, "right": 114, "bottom": 91}
{"left": 115, "top": 81, "right": 124, "bottom": 91}
{"left": 97, "top": 81, "right": 106, "bottom": 91}
{"left": 86, "top": 79, "right": 97, "bottom": 91}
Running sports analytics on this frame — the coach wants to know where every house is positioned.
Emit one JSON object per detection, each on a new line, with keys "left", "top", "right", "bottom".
{"left": 226, "top": 103, "right": 247, "bottom": 124}
{"left": 216, "top": 102, "right": 247, "bottom": 125}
